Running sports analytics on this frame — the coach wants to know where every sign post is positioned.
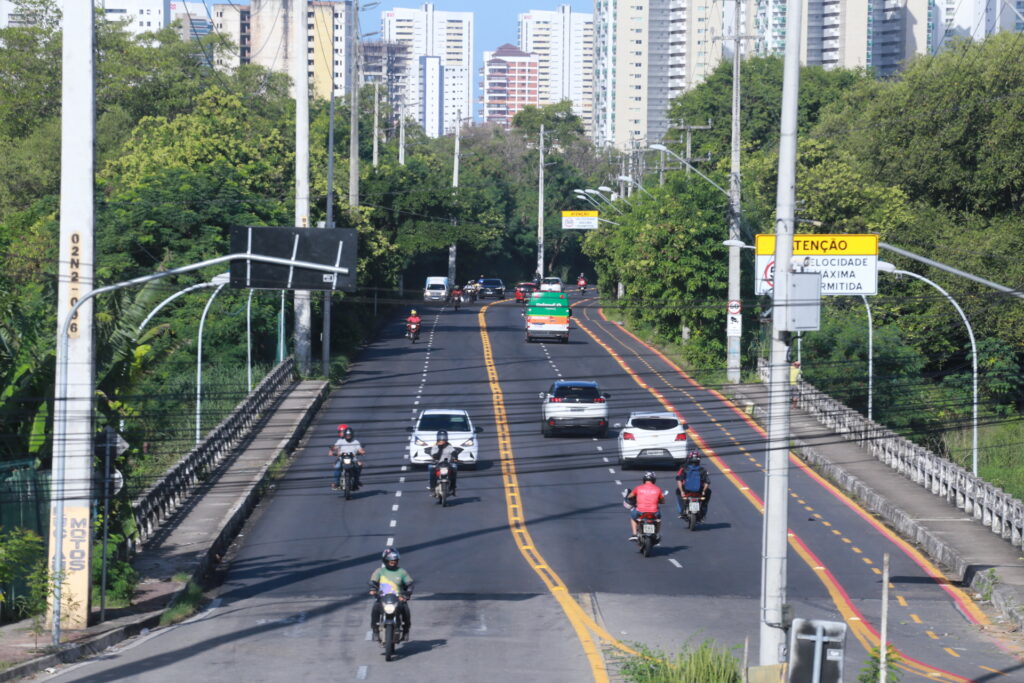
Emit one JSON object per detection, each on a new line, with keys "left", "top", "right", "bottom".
{"left": 561, "top": 210, "right": 599, "bottom": 230}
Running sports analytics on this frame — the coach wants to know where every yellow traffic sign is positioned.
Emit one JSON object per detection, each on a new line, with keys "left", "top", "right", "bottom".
{"left": 755, "top": 234, "right": 878, "bottom": 256}
{"left": 562, "top": 210, "right": 599, "bottom": 218}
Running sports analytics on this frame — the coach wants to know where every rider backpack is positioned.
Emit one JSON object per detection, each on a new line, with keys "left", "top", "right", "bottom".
{"left": 682, "top": 464, "right": 703, "bottom": 493}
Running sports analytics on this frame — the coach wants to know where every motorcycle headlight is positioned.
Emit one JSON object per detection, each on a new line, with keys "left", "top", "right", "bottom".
{"left": 460, "top": 439, "right": 474, "bottom": 448}
{"left": 414, "top": 437, "right": 428, "bottom": 447}
{"left": 383, "top": 603, "right": 397, "bottom": 614}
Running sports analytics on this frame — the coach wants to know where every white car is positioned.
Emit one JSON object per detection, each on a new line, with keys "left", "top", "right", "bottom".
{"left": 540, "top": 380, "right": 610, "bottom": 437}
{"left": 408, "top": 409, "right": 482, "bottom": 468}
{"left": 617, "top": 411, "right": 688, "bottom": 469}
{"left": 539, "top": 277, "right": 563, "bottom": 292}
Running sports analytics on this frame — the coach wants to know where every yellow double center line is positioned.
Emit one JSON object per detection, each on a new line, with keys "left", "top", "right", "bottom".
{"left": 478, "top": 302, "right": 636, "bottom": 683}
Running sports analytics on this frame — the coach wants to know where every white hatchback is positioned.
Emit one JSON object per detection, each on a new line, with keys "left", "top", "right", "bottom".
{"left": 408, "top": 409, "right": 482, "bottom": 468}
{"left": 617, "top": 411, "right": 688, "bottom": 469}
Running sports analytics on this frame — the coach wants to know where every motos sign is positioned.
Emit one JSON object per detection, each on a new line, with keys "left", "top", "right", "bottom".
{"left": 755, "top": 234, "right": 879, "bottom": 296}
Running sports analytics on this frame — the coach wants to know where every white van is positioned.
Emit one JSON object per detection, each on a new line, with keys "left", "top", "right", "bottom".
{"left": 423, "top": 276, "right": 450, "bottom": 302}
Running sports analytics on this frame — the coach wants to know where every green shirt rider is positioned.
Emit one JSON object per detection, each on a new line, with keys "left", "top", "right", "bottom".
{"left": 369, "top": 547, "right": 414, "bottom": 642}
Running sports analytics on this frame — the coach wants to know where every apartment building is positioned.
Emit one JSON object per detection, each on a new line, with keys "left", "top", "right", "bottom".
{"left": 518, "top": 5, "right": 594, "bottom": 132}
{"left": 249, "top": 0, "right": 354, "bottom": 100}
{"left": 382, "top": 3, "right": 474, "bottom": 137}
{"left": 481, "top": 44, "right": 539, "bottom": 128}
{"left": 934, "top": 0, "right": 1024, "bottom": 46}
{"left": 210, "top": 3, "right": 251, "bottom": 70}
{"left": 362, "top": 40, "right": 413, "bottom": 126}
{"left": 594, "top": 0, "right": 723, "bottom": 150}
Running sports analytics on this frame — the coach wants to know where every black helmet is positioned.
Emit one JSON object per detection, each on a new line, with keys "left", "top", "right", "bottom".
{"left": 436, "top": 430, "right": 448, "bottom": 443}
{"left": 687, "top": 450, "right": 701, "bottom": 464}
{"left": 382, "top": 547, "right": 400, "bottom": 567}
{"left": 642, "top": 471, "right": 656, "bottom": 483}
{"left": 342, "top": 427, "right": 354, "bottom": 441}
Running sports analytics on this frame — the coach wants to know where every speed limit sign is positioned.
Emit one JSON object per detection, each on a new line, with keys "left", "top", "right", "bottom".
{"left": 727, "top": 300, "right": 742, "bottom": 315}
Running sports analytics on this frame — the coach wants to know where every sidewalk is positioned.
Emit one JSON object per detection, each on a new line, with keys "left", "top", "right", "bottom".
{"left": 728, "top": 381, "right": 1024, "bottom": 633}
{"left": 0, "top": 379, "right": 328, "bottom": 682}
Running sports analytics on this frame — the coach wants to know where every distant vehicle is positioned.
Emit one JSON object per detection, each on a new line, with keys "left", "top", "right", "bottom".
{"left": 539, "top": 277, "right": 563, "bottom": 292}
{"left": 514, "top": 282, "right": 537, "bottom": 303}
{"left": 617, "top": 411, "right": 688, "bottom": 469}
{"left": 539, "top": 380, "right": 609, "bottom": 437}
{"left": 477, "top": 278, "right": 506, "bottom": 300}
{"left": 408, "top": 409, "right": 482, "bottom": 468}
{"left": 423, "top": 276, "right": 450, "bottom": 302}
{"left": 525, "top": 291, "right": 570, "bottom": 343}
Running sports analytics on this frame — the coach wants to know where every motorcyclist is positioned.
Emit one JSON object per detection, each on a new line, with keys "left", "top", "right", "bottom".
{"left": 625, "top": 471, "right": 665, "bottom": 541}
{"left": 405, "top": 309, "right": 422, "bottom": 339}
{"left": 576, "top": 273, "right": 587, "bottom": 293}
{"left": 451, "top": 283, "right": 464, "bottom": 308}
{"left": 331, "top": 425, "right": 365, "bottom": 490}
{"left": 676, "top": 450, "right": 711, "bottom": 520}
{"left": 426, "top": 430, "right": 463, "bottom": 496}
{"left": 369, "top": 547, "right": 414, "bottom": 642}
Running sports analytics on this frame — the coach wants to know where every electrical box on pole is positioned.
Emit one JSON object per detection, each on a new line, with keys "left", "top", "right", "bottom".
{"left": 778, "top": 272, "right": 820, "bottom": 332}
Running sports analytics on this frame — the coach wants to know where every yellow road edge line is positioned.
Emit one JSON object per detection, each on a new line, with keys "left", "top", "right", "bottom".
{"left": 573, "top": 306, "right": 973, "bottom": 683}
{"left": 478, "top": 303, "right": 636, "bottom": 683}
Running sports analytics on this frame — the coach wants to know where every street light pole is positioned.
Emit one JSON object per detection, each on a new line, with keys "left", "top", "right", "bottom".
{"left": 727, "top": 0, "right": 743, "bottom": 385}
{"left": 878, "top": 263, "right": 978, "bottom": 475}
{"left": 862, "top": 295, "right": 873, "bottom": 422}
{"left": 585, "top": 188, "right": 623, "bottom": 213}
{"left": 195, "top": 278, "right": 229, "bottom": 444}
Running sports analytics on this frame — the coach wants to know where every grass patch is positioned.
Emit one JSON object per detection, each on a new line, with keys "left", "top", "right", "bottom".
{"left": 616, "top": 641, "right": 743, "bottom": 682}
{"left": 159, "top": 581, "right": 204, "bottom": 626}
{"left": 171, "top": 572, "right": 191, "bottom": 583}
{"left": 945, "top": 419, "right": 1024, "bottom": 500}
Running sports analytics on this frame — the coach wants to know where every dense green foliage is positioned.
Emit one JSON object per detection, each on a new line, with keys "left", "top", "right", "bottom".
{"left": 617, "top": 641, "right": 742, "bottom": 683}
{"left": 586, "top": 37, "right": 1024, "bottom": 471}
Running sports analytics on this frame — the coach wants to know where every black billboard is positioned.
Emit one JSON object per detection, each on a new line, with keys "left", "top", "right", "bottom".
{"left": 229, "top": 226, "right": 358, "bottom": 292}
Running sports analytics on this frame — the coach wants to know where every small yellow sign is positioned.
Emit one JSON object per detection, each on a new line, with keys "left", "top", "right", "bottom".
{"left": 562, "top": 210, "right": 599, "bottom": 218}
{"left": 756, "top": 233, "right": 878, "bottom": 256}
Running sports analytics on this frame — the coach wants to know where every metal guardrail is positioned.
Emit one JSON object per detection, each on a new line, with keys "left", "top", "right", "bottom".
{"left": 130, "top": 358, "right": 295, "bottom": 546}
{"left": 758, "top": 359, "right": 1024, "bottom": 549}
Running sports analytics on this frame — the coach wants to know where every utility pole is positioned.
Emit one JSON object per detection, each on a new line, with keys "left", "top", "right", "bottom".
{"left": 348, "top": 0, "right": 360, "bottom": 214}
{"left": 659, "top": 147, "right": 665, "bottom": 186}
{"left": 450, "top": 110, "right": 460, "bottom": 285}
{"left": 761, "top": 0, "right": 803, "bottom": 666}
{"left": 618, "top": 152, "right": 626, "bottom": 198}
{"left": 727, "top": 0, "right": 744, "bottom": 384}
{"left": 322, "top": 2, "right": 340, "bottom": 378}
{"left": 293, "top": 0, "right": 312, "bottom": 375}
{"left": 372, "top": 81, "right": 379, "bottom": 168}
{"left": 398, "top": 100, "right": 406, "bottom": 165}
{"left": 50, "top": 0, "right": 95, "bottom": 640}
{"left": 537, "top": 124, "right": 545, "bottom": 278}
{"left": 678, "top": 119, "right": 713, "bottom": 174}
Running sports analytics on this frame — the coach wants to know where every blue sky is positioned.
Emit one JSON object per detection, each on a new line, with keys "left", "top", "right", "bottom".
{"left": 364, "top": 1, "right": 594, "bottom": 117}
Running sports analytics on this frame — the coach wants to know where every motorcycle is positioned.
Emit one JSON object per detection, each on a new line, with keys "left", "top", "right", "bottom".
{"left": 406, "top": 321, "right": 421, "bottom": 343}
{"left": 336, "top": 452, "right": 357, "bottom": 500}
{"left": 680, "top": 491, "right": 704, "bottom": 531}
{"left": 373, "top": 584, "right": 407, "bottom": 661}
{"left": 451, "top": 289, "right": 463, "bottom": 311}
{"left": 432, "top": 460, "right": 457, "bottom": 507}
{"left": 578, "top": 281, "right": 587, "bottom": 296}
{"left": 635, "top": 511, "right": 661, "bottom": 557}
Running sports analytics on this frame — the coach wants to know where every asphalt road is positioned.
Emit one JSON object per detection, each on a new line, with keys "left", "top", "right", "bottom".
{"left": 45, "top": 296, "right": 1022, "bottom": 682}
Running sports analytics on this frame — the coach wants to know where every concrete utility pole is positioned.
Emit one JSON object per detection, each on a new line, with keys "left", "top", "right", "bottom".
{"left": 50, "top": 0, "right": 95, "bottom": 640}
{"left": 449, "top": 110, "right": 460, "bottom": 285}
{"left": 348, "top": 0, "right": 360, "bottom": 214}
{"left": 293, "top": 0, "right": 312, "bottom": 375}
{"left": 537, "top": 124, "right": 545, "bottom": 278}
{"left": 760, "top": 0, "right": 803, "bottom": 666}
{"left": 322, "top": 4, "right": 340, "bottom": 378}
{"left": 399, "top": 101, "right": 406, "bottom": 165}
{"left": 727, "top": 0, "right": 744, "bottom": 384}
{"left": 372, "top": 82, "right": 380, "bottom": 168}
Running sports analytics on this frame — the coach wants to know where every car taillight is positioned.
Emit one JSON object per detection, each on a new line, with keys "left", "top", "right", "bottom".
{"left": 549, "top": 397, "right": 564, "bottom": 402}
{"left": 622, "top": 432, "right": 634, "bottom": 440}
{"left": 675, "top": 433, "right": 687, "bottom": 441}
{"left": 594, "top": 397, "right": 605, "bottom": 403}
